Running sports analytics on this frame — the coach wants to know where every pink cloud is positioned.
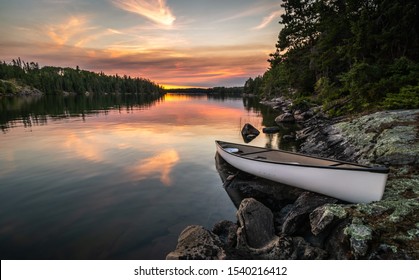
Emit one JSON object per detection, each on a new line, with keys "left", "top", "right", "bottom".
{"left": 112, "top": 0, "right": 176, "bottom": 26}
{"left": 253, "top": 10, "right": 283, "bottom": 30}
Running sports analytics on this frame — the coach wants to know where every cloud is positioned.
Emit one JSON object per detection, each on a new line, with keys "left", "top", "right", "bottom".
{"left": 112, "top": 0, "right": 176, "bottom": 26}
{"left": 3, "top": 42, "right": 269, "bottom": 87}
{"left": 43, "top": 15, "right": 105, "bottom": 48}
{"left": 253, "top": 10, "right": 283, "bottom": 30}
{"left": 217, "top": 2, "right": 281, "bottom": 23}
{"left": 46, "top": 16, "right": 87, "bottom": 45}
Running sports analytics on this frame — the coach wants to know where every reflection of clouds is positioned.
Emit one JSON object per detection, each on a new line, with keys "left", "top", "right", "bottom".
{"left": 127, "top": 149, "right": 180, "bottom": 186}
{"left": 1, "top": 95, "right": 246, "bottom": 173}
{"left": 60, "top": 128, "right": 181, "bottom": 186}
{"left": 63, "top": 132, "right": 106, "bottom": 162}
{"left": 1, "top": 95, "right": 246, "bottom": 179}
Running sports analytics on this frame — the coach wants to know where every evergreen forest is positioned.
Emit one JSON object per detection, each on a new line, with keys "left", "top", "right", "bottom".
{"left": 0, "top": 58, "right": 165, "bottom": 96}
{"left": 244, "top": 0, "right": 419, "bottom": 115}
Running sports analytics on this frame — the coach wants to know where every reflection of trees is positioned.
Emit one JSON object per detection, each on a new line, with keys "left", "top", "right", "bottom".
{"left": 242, "top": 97, "right": 302, "bottom": 151}
{"left": 0, "top": 94, "right": 164, "bottom": 132}
{"left": 242, "top": 97, "right": 277, "bottom": 127}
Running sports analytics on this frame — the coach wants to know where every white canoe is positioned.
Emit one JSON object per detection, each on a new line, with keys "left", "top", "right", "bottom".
{"left": 216, "top": 140, "right": 389, "bottom": 203}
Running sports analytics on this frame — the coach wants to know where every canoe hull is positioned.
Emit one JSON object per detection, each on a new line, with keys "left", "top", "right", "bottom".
{"left": 216, "top": 141, "right": 388, "bottom": 203}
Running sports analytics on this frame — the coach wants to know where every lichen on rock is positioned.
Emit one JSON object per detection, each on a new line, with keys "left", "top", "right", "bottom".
{"left": 344, "top": 221, "right": 373, "bottom": 258}
{"left": 310, "top": 204, "right": 348, "bottom": 236}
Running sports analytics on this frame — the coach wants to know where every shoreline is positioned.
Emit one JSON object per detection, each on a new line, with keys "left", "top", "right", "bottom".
{"left": 167, "top": 100, "right": 419, "bottom": 260}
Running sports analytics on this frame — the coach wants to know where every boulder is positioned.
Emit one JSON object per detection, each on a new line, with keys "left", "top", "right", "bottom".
{"left": 166, "top": 225, "right": 226, "bottom": 260}
{"left": 236, "top": 198, "right": 277, "bottom": 249}
{"left": 282, "top": 192, "right": 338, "bottom": 235}
{"left": 241, "top": 123, "right": 260, "bottom": 143}
{"left": 302, "top": 110, "right": 314, "bottom": 119}
{"left": 275, "top": 113, "right": 295, "bottom": 123}
{"left": 344, "top": 222, "right": 373, "bottom": 259}
{"left": 263, "top": 126, "right": 280, "bottom": 134}
{"left": 212, "top": 220, "right": 238, "bottom": 248}
{"left": 310, "top": 204, "right": 348, "bottom": 236}
{"left": 235, "top": 198, "right": 298, "bottom": 260}
{"left": 282, "top": 134, "right": 295, "bottom": 141}
{"left": 324, "top": 220, "right": 353, "bottom": 259}
{"left": 291, "top": 236, "right": 328, "bottom": 260}
{"left": 294, "top": 113, "right": 306, "bottom": 122}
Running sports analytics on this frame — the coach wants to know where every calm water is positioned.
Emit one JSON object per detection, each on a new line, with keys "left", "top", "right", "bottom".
{"left": 0, "top": 93, "right": 296, "bottom": 259}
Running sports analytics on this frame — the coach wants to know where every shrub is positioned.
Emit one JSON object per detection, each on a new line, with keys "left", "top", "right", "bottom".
{"left": 382, "top": 85, "right": 419, "bottom": 109}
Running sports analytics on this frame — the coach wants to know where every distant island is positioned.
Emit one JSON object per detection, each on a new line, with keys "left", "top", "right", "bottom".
{"left": 0, "top": 58, "right": 165, "bottom": 97}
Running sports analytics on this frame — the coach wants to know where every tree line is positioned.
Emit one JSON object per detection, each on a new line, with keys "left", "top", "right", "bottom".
{"left": 245, "top": 0, "right": 419, "bottom": 115}
{"left": 0, "top": 58, "right": 165, "bottom": 96}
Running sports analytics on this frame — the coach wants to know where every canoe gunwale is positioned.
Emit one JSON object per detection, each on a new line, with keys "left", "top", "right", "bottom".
{"left": 215, "top": 140, "right": 389, "bottom": 174}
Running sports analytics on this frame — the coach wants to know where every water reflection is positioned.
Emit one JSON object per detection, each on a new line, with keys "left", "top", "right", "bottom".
{"left": 64, "top": 131, "right": 107, "bottom": 162}
{"left": 128, "top": 149, "right": 180, "bottom": 186}
{"left": 0, "top": 93, "right": 163, "bottom": 132}
{"left": 0, "top": 93, "right": 300, "bottom": 259}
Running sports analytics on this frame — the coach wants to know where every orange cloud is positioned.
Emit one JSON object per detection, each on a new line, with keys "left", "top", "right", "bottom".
{"left": 46, "top": 16, "right": 90, "bottom": 46}
{"left": 128, "top": 149, "right": 180, "bottom": 186}
{"left": 112, "top": 0, "right": 176, "bottom": 26}
{"left": 1, "top": 35, "right": 270, "bottom": 87}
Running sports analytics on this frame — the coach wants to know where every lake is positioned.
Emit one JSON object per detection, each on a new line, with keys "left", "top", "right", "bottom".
{"left": 0, "top": 93, "right": 297, "bottom": 259}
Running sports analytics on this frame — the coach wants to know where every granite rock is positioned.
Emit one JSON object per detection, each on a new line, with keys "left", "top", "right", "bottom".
{"left": 166, "top": 225, "right": 226, "bottom": 260}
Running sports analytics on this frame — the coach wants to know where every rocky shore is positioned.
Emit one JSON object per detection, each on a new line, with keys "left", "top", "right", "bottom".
{"left": 0, "top": 79, "right": 44, "bottom": 96}
{"left": 166, "top": 99, "right": 419, "bottom": 260}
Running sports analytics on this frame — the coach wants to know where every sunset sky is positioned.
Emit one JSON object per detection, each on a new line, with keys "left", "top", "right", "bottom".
{"left": 0, "top": 0, "right": 283, "bottom": 88}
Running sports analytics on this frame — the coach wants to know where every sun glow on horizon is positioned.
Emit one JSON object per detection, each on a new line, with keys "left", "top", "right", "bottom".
{"left": 162, "top": 84, "right": 208, "bottom": 90}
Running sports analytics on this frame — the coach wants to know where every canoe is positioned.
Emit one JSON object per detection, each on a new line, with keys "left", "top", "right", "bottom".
{"left": 215, "top": 140, "right": 389, "bottom": 203}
